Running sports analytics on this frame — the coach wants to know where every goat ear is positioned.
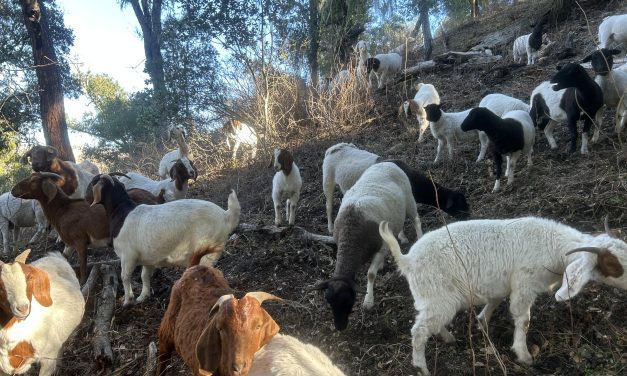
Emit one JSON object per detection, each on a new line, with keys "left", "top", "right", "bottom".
{"left": 196, "top": 322, "right": 221, "bottom": 375}
{"left": 596, "top": 250, "right": 624, "bottom": 278}
{"left": 169, "top": 164, "right": 178, "bottom": 182}
{"left": 21, "top": 264, "right": 52, "bottom": 307}
{"left": 91, "top": 181, "right": 103, "bottom": 206}
{"left": 260, "top": 309, "right": 280, "bottom": 347}
{"left": 608, "top": 49, "right": 621, "bottom": 56}
{"left": 41, "top": 179, "right": 58, "bottom": 204}
{"left": 555, "top": 253, "right": 595, "bottom": 301}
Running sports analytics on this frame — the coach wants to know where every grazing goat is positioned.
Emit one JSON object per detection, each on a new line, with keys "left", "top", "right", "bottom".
{"left": 249, "top": 334, "right": 347, "bottom": 376}
{"left": 323, "top": 143, "right": 469, "bottom": 233}
{"left": 512, "top": 21, "right": 545, "bottom": 65}
{"left": 158, "top": 125, "right": 196, "bottom": 179}
{"left": 461, "top": 108, "right": 535, "bottom": 192}
{"left": 270, "top": 149, "right": 302, "bottom": 226}
{"left": 400, "top": 83, "right": 441, "bottom": 141}
{"left": 598, "top": 14, "right": 627, "bottom": 51}
{"left": 225, "top": 119, "right": 258, "bottom": 160}
{"left": 315, "top": 162, "right": 422, "bottom": 331}
{"left": 0, "top": 249, "right": 85, "bottom": 376}
{"left": 582, "top": 48, "right": 627, "bottom": 135}
{"left": 90, "top": 174, "right": 240, "bottom": 305}
{"left": 366, "top": 52, "right": 402, "bottom": 89}
{"left": 11, "top": 173, "right": 110, "bottom": 283}
{"left": 156, "top": 263, "right": 281, "bottom": 376}
{"left": 0, "top": 193, "right": 48, "bottom": 255}
{"left": 379, "top": 217, "right": 627, "bottom": 376}
{"left": 119, "top": 159, "right": 197, "bottom": 202}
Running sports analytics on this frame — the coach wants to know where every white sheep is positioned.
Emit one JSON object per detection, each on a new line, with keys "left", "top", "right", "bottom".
{"left": 119, "top": 159, "right": 196, "bottom": 201}
{"left": 582, "top": 48, "right": 627, "bottom": 135}
{"left": 379, "top": 216, "right": 627, "bottom": 376}
{"left": 400, "top": 83, "right": 441, "bottom": 141}
{"left": 91, "top": 175, "right": 240, "bottom": 305}
{"left": 158, "top": 125, "right": 196, "bottom": 179}
{"left": 0, "top": 193, "right": 48, "bottom": 255}
{"left": 478, "top": 93, "right": 530, "bottom": 116}
{"left": 423, "top": 104, "right": 488, "bottom": 163}
{"left": 512, "top": 21, "right": 545, "bottom": 65}
{"left": 354, "top": 40, "right": 370, "bottom": 85}
{"left": 366, "top": 52, "right": 402, "bottom": 89}
{"left": 314, "top": 162, "right": 422, "bottom": 330}
{"left": 598, "top": 14, "right": 627, "bottom": 51}
{"left": 0, "top": 249, "right": 85, "bottom": 376}
{"left": 249, "top": 334, "right": 347, "bottom": 376}
{"left": 224, "top": 119, "right": 258, "bottom": 160}
{"left": 271, "top": 149, "right": 302, "bottom": 226}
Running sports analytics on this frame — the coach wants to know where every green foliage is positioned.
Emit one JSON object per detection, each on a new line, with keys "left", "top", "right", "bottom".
{"left": 0, "top": 132, "right": 32, "bottom": 193}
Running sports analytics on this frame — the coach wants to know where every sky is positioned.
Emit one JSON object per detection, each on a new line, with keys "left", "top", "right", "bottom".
{"left": 44, "top": 0, "right": 148, "bottom": 151}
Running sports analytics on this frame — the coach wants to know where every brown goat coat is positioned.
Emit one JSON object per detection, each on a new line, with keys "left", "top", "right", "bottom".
{"left": 23, "top": 146, "right": 79, "bottom": 196}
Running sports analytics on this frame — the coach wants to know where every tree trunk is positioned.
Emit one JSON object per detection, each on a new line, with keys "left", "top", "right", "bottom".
{"left": 470, "top": 0, "right": 479, "bottom": 18}
{"left": 308, "top": 0, "right": 320, "bottom": 87}
{"left": 419, "top": 1, "right": 433, "bottom": 60}
{"left": 126, "top": 0, "right": 168, "bottom": 152}
{"left": 19, "top": 0, "right": 74, "bottom": 161}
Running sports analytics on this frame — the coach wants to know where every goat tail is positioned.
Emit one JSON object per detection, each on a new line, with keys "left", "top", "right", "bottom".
{"left": 225, "top": 189, "right": 241, "bottom": 231}
{"left": 378, "top": 221, "right": 405, "bottom": 270}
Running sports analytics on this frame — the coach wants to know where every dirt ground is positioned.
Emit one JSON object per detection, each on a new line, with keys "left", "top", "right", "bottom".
{"left": 13, "top": 1, "right": 627, "bottom": 375}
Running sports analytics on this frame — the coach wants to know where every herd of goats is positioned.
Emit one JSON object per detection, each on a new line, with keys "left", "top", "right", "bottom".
{"left": 0, "top": 11, "right": 626, "bottom": 376}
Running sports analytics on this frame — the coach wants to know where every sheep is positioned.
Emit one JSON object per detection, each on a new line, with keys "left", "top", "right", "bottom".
{"left": 323, "top": 143, "right": 469, "bottom": 233}
{"left": 512, "top": 21, "right": 545, "bottom": 65}
{"left": 0, "top": 249, "right": 85, "bottom": 376}
{"left": 366, "top": 52, "right": 402, "bottom": 89}
{"left": 314, "top": 162, "right": 422, "bottom": 330}
{"left": 156, "top": 263, "right": 281, "bottom": 376}
{"left": 11, "top": 173, "right": 110, "bottom": 283}
{"left": 354, "top": 40, "right": 370, "bottom": 85}
{"left": 400, "top": 83, "right": 441, "bottom": 141}
{"left": 90, "top": 174, "right": 240, "bottom": 305}
{"left": 224, "top": 119, "right": 258, "bottom": 160}
{"left": 270, "top": 149, "right": 302, "bottom": 226}
{"left": 249, "top": 334, "right": 347, "bottom": 376}
{"left": 158, "top": 125, "right": 197, "bottom": 179}
{"left": 20, "top": 145, "right": 94, "bottom": 199}
{"left": 598, "top": 14, "right": 627, "bottom": 51}
{"left": 423, "top": 104, "right": 488, "bottom": 163}
{"left": 460, "top": 108, "right": 535, "bottom": 192}
{"left": 378, "top": 216, "right": 627, "bottom": 376}
{"left": 478, "top": 93, "right": 530, "bottom": 116}
{"left": 0, "top": 193, "right": 48, "bottom": 255}
{"left": 529, "top": 63, "right": 604, "bottom": 154}
{"left": 582, "top": 48, "right": 627, "bottom": 135}
{"left": 118, "top": 159, "right": 196, "bottom": 201}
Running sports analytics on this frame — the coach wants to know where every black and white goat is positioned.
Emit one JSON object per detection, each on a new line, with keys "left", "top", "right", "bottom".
{"left": 512, "top": 21, "right": 545, "bottom": 65}
{"left": 366, "top": 53, "right": 402, "bottom": 89}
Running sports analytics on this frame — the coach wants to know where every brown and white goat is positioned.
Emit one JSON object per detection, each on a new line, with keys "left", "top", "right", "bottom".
{"left": 157, "top": 262, "right": 281, "bottom": 376}
{"left": 11, "top": 173, "right": 110, "bottom": 284}
{"left": 0, "top": 249, "right": 85, "bottom": 376}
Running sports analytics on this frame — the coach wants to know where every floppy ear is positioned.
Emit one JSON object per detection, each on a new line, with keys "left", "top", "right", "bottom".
{"left": 168, "top": 164, "right": 178, "bottom": 182}
{"left": 259, "top": 309, "right": 280, "bottom": 347}
{"left": 21, "top": 264, "right": 52, "bottom": 307}
{"left": 196, "top": 321, "right": 221, "bottom": 376}
{"left": 42, "top": 179, "right": 58, "bottom": 204}
{"left": 91, "top": 181, "right": 103, "bottom": 206}
{"left": 555, "top": 253, "right": 595, "bottom": 302}
{"left": 608, "top": 49, "right": 621, "bottom": 56}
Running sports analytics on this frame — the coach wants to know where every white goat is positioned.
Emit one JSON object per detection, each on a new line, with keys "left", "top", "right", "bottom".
{"left": 271, "top": 149, "right": 302, "bottom": 226}
{"left": 225, "top": 120, "right": 258, "bottom": 160}
{"left": 512, "top": 21, "right": 545, "bottom": 65}
{"left": 379, "top": 216, "right": 627, "bottom": 376}
{"left": 355, "top": 40, "right": 370, "bottom": 85}
{"left": 598, "top": 14, "right": 627, "bottom": 51}
{"left": 91, "top": 175, "right": 240, "bottom": 305}
{"left": 249, "top": 334, "right": 347, "bottom": 376}
{"left": 0, "top": 250, "right": 84, "bottom": 376}
{"left": 158, "top": 125, "right": 195, "bottom": 179}
{"left": 0, "top": 193, "right": 48, "bottom": 255}
{"left": 366, "top": 52, "right": 402, "bottom": 89}
{"left": 119, "top": 159, "right": 196, "bottom": 201}
{"left": 478, "top": 93, "right": 530, "bottom": 116}
{"left": 400, "top": 83, "right": 441, "bottom": 141}
{"left": 423, "top": 104, "right": 487, "bottom": 163}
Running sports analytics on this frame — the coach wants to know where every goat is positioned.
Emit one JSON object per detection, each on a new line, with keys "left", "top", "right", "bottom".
{"left": 158, "top": 125, "right": 196, "bottom": 179}
{"left": 0, "top": 193, "right": 48, "bottom": 255}
{"left": 512, "top": 21, "right": 545, "bottom": 65}
{"left": 90, "top": 174, "right": 240, "bottom": 305}
{"left": 400, "top": 83, "right": 441, "bottom": 141}
{"left": 156, "top": 263, "right": 281, "bottom": 376}
{"left": 270, "top": 149, "right": 302, "bottom": 226}
{"left": 0, "top": 249, "right": 85, "bottom": 375}
{"left": 119, "top": 159, "right": 197, "bottom": 202}
{"left": 314, "top": 162, "right": 422, "bottom": 330}
{"left": 366, "top": 52, "right": 402, "bottom": 89}
{"left": 11, "top": 173, "right": 110, "bottom": 283}
{"left": 598, "top": 14, "right": 627, "bottom": 51}
{"left": 379, "top": 216, "right": 627, "bottom": 376}
{"left": 224, "top": 119, "right": 258, "bottom": 160}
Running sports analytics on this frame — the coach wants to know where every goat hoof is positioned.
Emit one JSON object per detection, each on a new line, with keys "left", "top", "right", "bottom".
{"left": 362, "top": 299, "right": 374, "bottom": 310}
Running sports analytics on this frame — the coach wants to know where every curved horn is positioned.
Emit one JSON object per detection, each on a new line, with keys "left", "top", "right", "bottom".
{"left": 20, "top": 148, "right": 33, "bottom": 164}
{"left": 209, "top": 294, "right": 234, "bottom": 315}
{"left": 565, "top": 247, "right": 605, "bottom": 256}
{"left": 243, "top": 291, "right": 284, "bottom": 304}
{"left": 108, "top": 172, "right": 131, "bottom": 180}
{"left": 38, "top": 172, "right": 62, "bottom": 180}
{"left": 14, "top": 248, "right": 31, "bottom": 264}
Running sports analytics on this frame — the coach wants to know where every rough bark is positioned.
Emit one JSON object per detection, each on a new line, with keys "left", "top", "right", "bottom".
{"left": 81, "top": 264, "right": 101, "bottom": 300}
{"left": 308, "top": 0, "right": 320, "bottom": 87}
{"left": 418, "top": 2, "right": 433, "bottom": 60}
{"left": 19, "top": 0, "right": 74, "bottom": 161}
{"left": 92, "top": 264, "right": 118, "bottom": 368}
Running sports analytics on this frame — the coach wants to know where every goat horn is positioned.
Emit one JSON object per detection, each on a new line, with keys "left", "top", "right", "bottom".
{"left": 244, "top": 291, "right": 284, "bottom": 304}
{"left": 209, "top": 294, "right": 235, "bottom": 315}
{"left": 565, "top": 247, "right": 606, "bottom": 256}
{"left": 38, "top": 172, "right": 62, "bottom": 180}
{"left": 14, "top": 248, "right": 31, "bottom": 264}
{"left": 109, "top": 172, "right": 131, "bottom": 180}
